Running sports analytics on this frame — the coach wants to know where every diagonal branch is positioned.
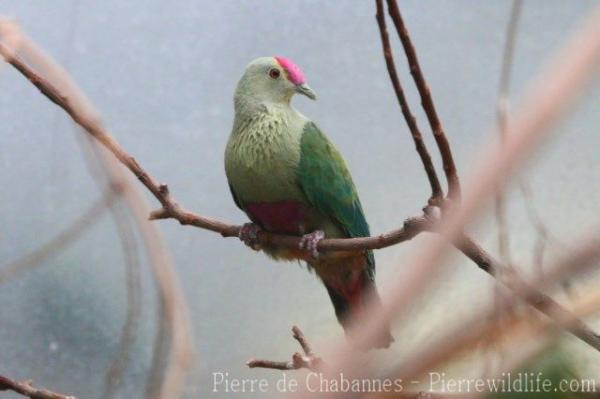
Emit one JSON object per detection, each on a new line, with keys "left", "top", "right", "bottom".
{"left": 375, "top": 0, "right": 443, "bottom": 205}
{"left": 385, "top": 0, "right": 462, "bottom": 201}
{"left": 2, "top": 38, "right": 600, "bottom": 354}
{"left": 0, "top": 30, "right": 193, "bottom": 399}
{"left": 0, "top": 374, "right": 75, "bottom": 399}
{"left": 1, "top": 42, "right": 431, "bottom": 256}
{"left": 0, "top": 188, "right": 117, "bottom": 283}
{"left": 382, "top": 231, "right": 600, "bottom": 385}
{"left": 455, "top": 233, "right": 600, "bottom": 350}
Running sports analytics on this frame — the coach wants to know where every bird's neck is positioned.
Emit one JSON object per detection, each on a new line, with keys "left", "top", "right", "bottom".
{"left": 232, "top": 92, "right": 299, "bottom": 138}
{"left": 234, "top": 92, "right": 292, "bottom": 118}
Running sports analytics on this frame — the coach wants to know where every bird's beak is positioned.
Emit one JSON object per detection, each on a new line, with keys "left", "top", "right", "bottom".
{"left": 295, "top": 83, "right": 317, "bottom": 100}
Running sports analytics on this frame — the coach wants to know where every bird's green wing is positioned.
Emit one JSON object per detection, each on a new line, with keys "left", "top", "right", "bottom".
{"left": 296, "top": 121, "right": 375, "bottom": 269}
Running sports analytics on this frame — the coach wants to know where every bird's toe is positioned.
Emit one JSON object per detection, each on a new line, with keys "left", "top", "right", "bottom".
{"left": 239, "top": 222, "right": 262, "bottom": 250}
{"left": 299, "top": 230, "right": 325, "bottom": 259}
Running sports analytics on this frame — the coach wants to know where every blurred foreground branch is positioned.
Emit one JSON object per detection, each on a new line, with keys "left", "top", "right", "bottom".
{"left": 321, "top": 3, "right": 600, "bottom": 392}
{"left": 0, "top": 188, "right": 117, "bottom": 283}
{"left": 1, "top": 15, "right": 599, "bottom": 354}
{"left": 0, "top": 23, "right": 193, "bottom": 399}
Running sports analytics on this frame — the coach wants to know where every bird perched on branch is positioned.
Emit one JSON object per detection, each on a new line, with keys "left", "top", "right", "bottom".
{"left": 225, "top": 56, "right": 393, "bottom": 349}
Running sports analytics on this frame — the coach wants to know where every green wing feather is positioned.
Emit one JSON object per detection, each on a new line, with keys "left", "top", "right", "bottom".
{"left": 296, "top": 122, "right": 375, "bottom": 271}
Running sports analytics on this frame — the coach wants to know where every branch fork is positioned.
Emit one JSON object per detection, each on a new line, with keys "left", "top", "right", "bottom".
{"left": 247, "top": 326, "right": 323, "bottom": 371}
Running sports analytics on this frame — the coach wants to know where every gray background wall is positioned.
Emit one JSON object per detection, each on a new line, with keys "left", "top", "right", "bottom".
{"left": 1, "top": 1, "right": 598, "bottom": 397}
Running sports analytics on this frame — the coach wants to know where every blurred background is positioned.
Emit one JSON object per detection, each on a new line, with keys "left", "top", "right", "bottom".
{"left": 1, "top": 1, "right": 599, "bottom": 397}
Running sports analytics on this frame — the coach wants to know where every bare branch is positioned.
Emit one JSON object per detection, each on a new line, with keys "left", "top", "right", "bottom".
{"left": 247, "top": 326, "right": 323, "bottom": 372}
{"left": 455, "top": 233, "right": 600, "bottom": 350}
{"left": 309, "top": 6, "right": 600, "bottom": 387}
{"left": 1, "top": 39, "right": 436, "bottom": 258}
{"left": 2, "top": 26, "right": 599, "bottom": 355}
{"left": 382, "top": 230, "right": 600, "bottom": 387}
{"left": 78, "top": 140, "right": 143, "bottom": 399}
{"left": 0, "top": 27, "right": 193, "bottom": 399}
{"left": 493, "top": 0, "right": 523, "bottom": 265}
{"left": 101, "top": 200, "right": 142, "bottom": 399}
{"left": 374, "top": 0, "right": 443, "bottom": 205}
{"left": 0, "top": 189, "right": 117, "bottom": 284}
{"left": 0, "top": 375, "right": 75, "bottom": 399}
{"left": 385, "top": 0, "right": 461, "bottom": 201}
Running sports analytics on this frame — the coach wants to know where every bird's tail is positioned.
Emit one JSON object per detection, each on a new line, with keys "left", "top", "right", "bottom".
{"left": 323, "top": 268, "right": 394, "bottom": 350}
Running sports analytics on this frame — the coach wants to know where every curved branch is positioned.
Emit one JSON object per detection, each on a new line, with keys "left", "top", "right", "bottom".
{"left": 0, "top": 34, "right": 193, "bottom": 399}
{"left": 2, "top": 28, "right": 599, "bottom": 355}
{"left": 0, "top": 189, "right": 117, "bottom": 283}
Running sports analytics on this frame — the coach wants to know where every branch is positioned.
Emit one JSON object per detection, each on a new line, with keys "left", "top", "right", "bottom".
{"left": 1, "top": 28, "right": 193, "bottom": 398}
{"left": 0, "top": 375, "right": 75, "bottom": 399}
{"left": 381, "top": 232, "right": 600, "bottom": 385}
{"left": 493, "top": 0, "right": 523, "bottom": 264}
{"left": 385, "top": 0, "right": 462, "bottom": 201}
{"left": 75, "top": 129, "right": 143, "bottom": 399}
{"left": 2, "top": 37, "right": 599, "bottom": 354}
{"left": 0, "top": 41, "right": 431, "bottom": 258}
{"left": 455, "top": 234, "right": 600, "bottom": 351}
{"left": 374, "top": 0, "right": 443, "bottom": 205}
{"left": 0, "top": 188, "right": 117, "bottom": 284}
{"left": 247, "top": 326, "right": 323, "bottom": 371}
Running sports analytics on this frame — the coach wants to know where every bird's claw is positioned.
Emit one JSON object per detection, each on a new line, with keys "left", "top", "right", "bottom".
{"left": 299, "top": 230, "right": 325, "bottom": 259}
{"left": 239, "top": 223, "right": 262, "bottom": 250}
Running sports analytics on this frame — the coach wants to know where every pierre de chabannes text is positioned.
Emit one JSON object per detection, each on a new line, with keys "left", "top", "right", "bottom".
{"left": 212, "top": 371, "right": 597, "bottom": 394}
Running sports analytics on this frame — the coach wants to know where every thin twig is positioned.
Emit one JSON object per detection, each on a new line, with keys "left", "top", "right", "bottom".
{"left": 101, "top": 200, "right": 142, "bottom": 399}
{"left": 385, "top": 0, "right": 461, "bottom": 201}
{"left": 41, "top": 9, "right": 140, "bottom": 395}
{"left": 0, "top": 189, "right": 117, "bottom": 284}
{"left": 0, "top": 375, "right": 75, "bottom": 399}
{"left": 247, "top": 326, "right": 323, "bottom": 371}
{"left": 379, "top": 230, "right": 600, "bottom": 391}
{"left": 455, "top": 234, "right": 600, "bottom": 350}
{"left": 0, "top": 29, "right": 193, "bottom": 399}
{"left": 0, "top": 42, "right": 434, "bottom": 256}
{"left": 2, "top": 32, "right": 599, "bottom": 354}
{"left": 308, "top": 7, "right": 600, "bottom": 386}
{"left": 488, "top": 2, "right": 524, "bottom": 373}
{"left": 493, "top": 0, "right": 523, "bottom": 265}
{"left": 375, "top": 0, "right": 443, "bottom": 205}
{"left": 76, "top": 133, "right": 143, "bottom": 399}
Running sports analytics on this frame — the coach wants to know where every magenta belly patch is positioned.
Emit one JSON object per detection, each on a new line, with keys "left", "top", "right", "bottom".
{"left": 246, "top": 201, "right": 307, "bottom": 235}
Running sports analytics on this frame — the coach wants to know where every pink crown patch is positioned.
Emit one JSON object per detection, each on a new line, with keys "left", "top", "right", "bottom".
{"left": 274, "top": 56, "right": 306, "bottom": 85}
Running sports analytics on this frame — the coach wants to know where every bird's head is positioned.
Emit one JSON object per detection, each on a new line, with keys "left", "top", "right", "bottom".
{"left": 235, "top": 56, "right": 316, "bottom": 104}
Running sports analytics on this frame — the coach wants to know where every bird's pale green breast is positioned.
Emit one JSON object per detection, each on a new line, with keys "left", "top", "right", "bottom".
{"left": 225, "top": 104, "right": 307, "bottom": 204}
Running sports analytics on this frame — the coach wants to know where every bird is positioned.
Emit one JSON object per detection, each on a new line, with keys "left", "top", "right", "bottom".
{"left": 224, "top": 56, "right": 393, "bottom": 349}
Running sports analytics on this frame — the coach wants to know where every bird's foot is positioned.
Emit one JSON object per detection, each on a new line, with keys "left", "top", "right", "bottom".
{"left": 299, "top": 230, "right": 325, "bottom": 259}
{"left": 239, "top": 223, "right": 262, "bottom": 251}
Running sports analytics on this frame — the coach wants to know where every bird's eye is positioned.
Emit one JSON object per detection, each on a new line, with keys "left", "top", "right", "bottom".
{"left": 268, "top": 68, "right": 281, "bottom": 79}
